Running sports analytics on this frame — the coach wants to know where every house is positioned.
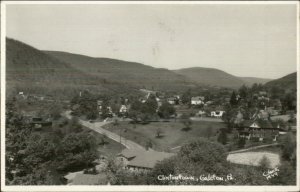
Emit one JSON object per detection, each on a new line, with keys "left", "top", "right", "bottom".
{"left": 237, "top": 120, "right": 280, "bottom": 141}
{"left": 211, "top": 111, "right": 225, "bottom": 118}
{"left": 167, "top": 97, "right": 177, "bottom": 105}
{"left": 30, "top": 117, "right": 52, "bottom": 130}
{"left": 191, "top": 96, "right": 205, "bottom": 105}
{"left": 117, "top": 149, "right": 175, "bottom": 172}
{"left": 119, "top": 105, "right": 128, "bottom": 113}
{"left": 205, "top": 101, "right": 213, "bottom": 106}
{"left": 210, "top": 106, "right": 225, "bottom": 118}
{"left": 97, "top": 100, "right": 113, "bottom": 116}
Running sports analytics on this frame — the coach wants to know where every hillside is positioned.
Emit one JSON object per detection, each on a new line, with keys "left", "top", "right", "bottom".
{"left": 6, "top": 38, "right": 134, "bottom": 97}
{"left": 45, "top": 51, "right": 197, "bottom": 92}
{"left": 174, "top": 67, "right": 240, "bottom": 88}
{"left": 238, "top": 77, "right": 272, "bottom": 86}
{"left": 174, "top": 67, "right": 273, "bottom": 88}
{"left": 265, "top": 72, "right": 297, "bottom": 92}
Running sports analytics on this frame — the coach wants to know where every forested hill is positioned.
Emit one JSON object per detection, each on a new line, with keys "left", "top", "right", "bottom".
{"left": 174, "top": 67, "right": 271, "bottom": 88}
{"left": 265, "top": 72, "right": 297, "bottom": 92}
{"left": 44, "top": 51, "right": 198, "bottom": 91}
{"left": 6, "top": 38, "right": 136, "bottom": 97}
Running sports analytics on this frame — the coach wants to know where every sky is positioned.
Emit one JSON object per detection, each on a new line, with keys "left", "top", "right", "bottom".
{"left": 6, "top": 3, "right": 298, "bottom": 79}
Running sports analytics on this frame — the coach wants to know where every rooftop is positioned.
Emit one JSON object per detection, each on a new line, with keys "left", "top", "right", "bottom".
{"left": 71, "top": 173, "right": 107, "bottom": 185}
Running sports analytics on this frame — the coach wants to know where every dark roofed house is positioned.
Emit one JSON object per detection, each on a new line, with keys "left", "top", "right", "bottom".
{"left": 238, "top": 119, "right": 279, "bottom": 141}
{"left": 30, "top": 117, "right": 52, "bottom": 130}
{"left": 117, "top": 149, "right": 175, "bottom": 172}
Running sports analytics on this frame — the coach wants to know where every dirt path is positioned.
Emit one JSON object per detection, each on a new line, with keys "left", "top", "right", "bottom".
{"left": 228, "top": 143, "right": 279, "bottom": 154}
{"left": 63, "top": 111, "right": 147, "bottom": 151}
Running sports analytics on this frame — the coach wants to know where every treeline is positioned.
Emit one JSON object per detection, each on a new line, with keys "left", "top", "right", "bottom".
{"left": 5, "top": 99, "right": 99, "bottom": 185}
{"left": 70, "top": 91, "right": 176, "bottom": 122}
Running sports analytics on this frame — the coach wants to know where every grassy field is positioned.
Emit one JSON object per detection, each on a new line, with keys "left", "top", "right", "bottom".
{"left": 82, "top": 127, "right": 125, "bottom": 158}
{"left": 103, "top": 121, "right": 226, "bottom": 152}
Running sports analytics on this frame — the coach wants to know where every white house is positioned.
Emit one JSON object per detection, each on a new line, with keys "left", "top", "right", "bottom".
{"left": 211, "top": 111, "right": 225, "bottom": 118}
{"left": 191, "top": 96, "right": 205, "bottom": 105}
{"left": 167, "top": 97, "right": 177, "bottom": 105}
{"left": 119, "top": 105, "right": 128, "bottom": 113}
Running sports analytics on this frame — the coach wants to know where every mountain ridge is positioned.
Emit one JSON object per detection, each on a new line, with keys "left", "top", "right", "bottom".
{"left": 173, "top": 67, "right": 272, "bottom": 88}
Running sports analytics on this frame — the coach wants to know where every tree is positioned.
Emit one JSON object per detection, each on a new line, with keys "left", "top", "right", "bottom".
{"left": 180, "top": 113, "right": 192, "bottom": 131}
{"left": 67, "top": 116, "right": 82, "bottom": 133}
{"left": 269, "top": 161, "right": 296, "bottom": 185}
{"left": 151, "top": 139, "right": 229, "bottom": 185}
{"left": 203, "top": 126, "right": 213, "bottom": 139}
{"left": 100, "top": 99, "right": 110, "bottom": 119}
{"left": 230, "top": 91, "right": 238, "bottom": 106}
{"left": 144, "top": 94, "right": 158, "bottom": 115}
{"left": 49, "top": 102, "right": 62, "bottom": 120}
{"left": 259, "top": 155, "right": 271, "bottom": 170}
{"left": 155, "top": 128, "right": 164, "bottom": 138}
{"left": 222, "top": 104, "right": 238, "bottom": 132}
{"left": 280, "top": 133, "right": 296, "bottom": 161}
{"left": 236, "top": 137, "right": 246, "bottom": 149}
{"left": 181, "top": 89, "right": 191, "bottom": 105}
{"left": 217, "top": 128, "right": 228, "bottom": 145}
{"left": 158, "top": 101, "right": 175, "bottom": 119}
{"left": 145, "top": 139, "right": 153, "bottom": 150}
{"left": 113, "top": 118, "right": 119, "bottom": 126}
{"left": 238, "top": 85, "right": 249, "bottom": 99}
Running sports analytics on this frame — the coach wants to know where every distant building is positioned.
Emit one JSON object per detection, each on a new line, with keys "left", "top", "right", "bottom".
{"left": 191, "top": 96, "right": 205, "bottom": 105}
{"left": 237, "top": 120, "right": 280, "bottom": 141}
{"left": 119, "top": 105, "right": 128, "bottom": 113}
{"left": 30, "top": 117, "right": 52, "bottom": 130}
{"left": 211, "top": 111, "right": 225, "bottom": 118}
{"left": 117, "top": 149, "right": 175, "bottom": 172}
{"left": 167, "top": 97, "right": 177, "bottom": 105}
{"left": 97, "top": 100, "right": 113, "bottom": 116}
{"left": 210, "top": 106, "right": 225, "bottom": 118}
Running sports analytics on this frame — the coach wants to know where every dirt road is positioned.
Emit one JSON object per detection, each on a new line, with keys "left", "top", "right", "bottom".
{"left": 63, "top": 111, "right": 146, "bottom": 151}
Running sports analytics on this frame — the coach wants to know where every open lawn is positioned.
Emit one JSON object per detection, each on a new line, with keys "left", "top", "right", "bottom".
{"left": 103, "top": 121, "right": 226, "bottom": 152}
{"left": 83, "top": 128, "right": 125, "bottom": 158}
{"left": 227, "top": 152, "right": 280, "bottom": 168}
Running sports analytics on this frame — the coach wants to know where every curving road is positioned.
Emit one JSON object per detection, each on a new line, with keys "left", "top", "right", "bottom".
{"left": 63, "top": 111, "right": 146, "bottom": 151}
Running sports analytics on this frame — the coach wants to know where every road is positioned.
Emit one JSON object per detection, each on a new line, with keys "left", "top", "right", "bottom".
{"left": 63, "top": 111, "right": 146, "bottom": 151}
{"left": 190, "top": 116, "right": 224, "bottom": 122}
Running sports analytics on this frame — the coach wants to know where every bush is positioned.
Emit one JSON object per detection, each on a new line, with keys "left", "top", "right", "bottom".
{"left": 236, "top": 137, "right": 246, "bottom": 148}
{"left": 259, "top": 155, "right": 271, "bottom": 170}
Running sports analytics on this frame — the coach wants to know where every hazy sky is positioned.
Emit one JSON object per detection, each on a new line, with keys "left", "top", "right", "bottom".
{"left": 6, "top": 3, "right": 297, "bottom": 79}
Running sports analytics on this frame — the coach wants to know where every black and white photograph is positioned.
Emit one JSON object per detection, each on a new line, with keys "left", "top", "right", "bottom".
{"left": 1, "top": 1, "right": 299, "bottom": 191}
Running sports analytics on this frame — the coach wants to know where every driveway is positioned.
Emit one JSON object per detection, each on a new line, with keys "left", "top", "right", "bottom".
{"left": 63, "top": 111, "right": 146, "bottom": 151}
